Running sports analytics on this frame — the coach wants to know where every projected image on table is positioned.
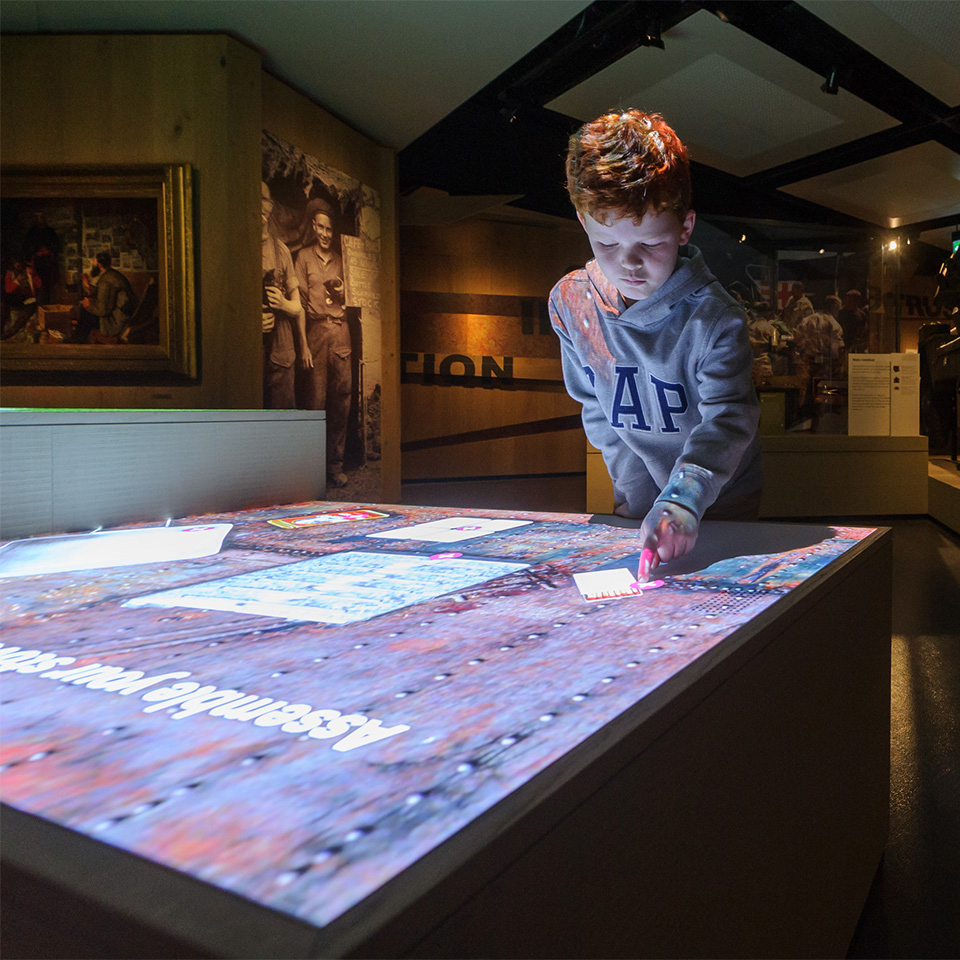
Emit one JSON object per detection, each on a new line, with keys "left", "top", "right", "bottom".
{"left": 0, "top": 502, "right": 883, "bottom": 944}
{"left": 124, "top": 549, "right": 529, "bottom": 624}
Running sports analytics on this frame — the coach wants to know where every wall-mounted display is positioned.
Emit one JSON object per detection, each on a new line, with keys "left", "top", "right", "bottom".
{"left": 262, "top": 131, "right": 382, "bottom": 502}
{"left": 0, "top": 165, "right": 195, "bottom": 381}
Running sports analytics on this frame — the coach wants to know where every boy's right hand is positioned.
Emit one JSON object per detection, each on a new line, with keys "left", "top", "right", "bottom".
{"left": 637, "top": 502, "right": 698, "bottom": 581}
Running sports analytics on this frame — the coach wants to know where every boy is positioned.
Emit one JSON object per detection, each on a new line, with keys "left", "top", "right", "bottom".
{"left": 549, "top": 109, "right": 762, "bottom": 581}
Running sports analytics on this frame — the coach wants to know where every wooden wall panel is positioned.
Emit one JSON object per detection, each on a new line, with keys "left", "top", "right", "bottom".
{"left": 401, "top": 383, "right": 578, "bottom": 446}
{"left": 401, "top": 220, "right": 589, "bottom": 297}
{"left": 403, "top": 430, "right": 586, "bottom": 481}
{"left": 0, "top": 37, "right": 401, "bottom": 503}
{"left": 0, "top": 34, "right": 262, "bottom": 411}
{"left": 262, "top": 74, "right": 400, "bottom": 502}
{"left": 402, "top": 380, "right": 583, "bottom": 479}
{"left": 400, "top": 219, "right": 591, "bottom": 492}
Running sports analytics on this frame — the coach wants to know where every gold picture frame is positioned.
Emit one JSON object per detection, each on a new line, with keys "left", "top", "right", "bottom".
{"left": 0, "top": 164, "right": 196, "bottom": 382}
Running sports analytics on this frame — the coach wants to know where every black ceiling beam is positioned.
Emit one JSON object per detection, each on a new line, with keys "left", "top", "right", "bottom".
{"left": 400, "top": 100, "right": 584, "bottom": 217}
{"left": 895, "top": 211, "right": 960, "bottom": 236}
{"left": 747, "top": 107, "right": 960, "bottom": 189}
{"left": 493, "top": 1, "right": 696, "bottom": 120}
{"left": 689, "top": 158, "right": 873, "bottom": 232}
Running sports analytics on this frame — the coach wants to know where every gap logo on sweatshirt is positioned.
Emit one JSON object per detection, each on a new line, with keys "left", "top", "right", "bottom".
{"left": 585, "top": 364, "right": 689, "bottom": 433}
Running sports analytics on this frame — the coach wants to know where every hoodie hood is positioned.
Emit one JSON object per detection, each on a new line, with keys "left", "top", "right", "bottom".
{"left": 585, "top": 245, "right": 723, "bottom": 328}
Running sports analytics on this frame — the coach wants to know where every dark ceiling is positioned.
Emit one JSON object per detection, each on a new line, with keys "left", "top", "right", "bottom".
{"left": 398, "top": 0, "right": 960, "bottom": 250}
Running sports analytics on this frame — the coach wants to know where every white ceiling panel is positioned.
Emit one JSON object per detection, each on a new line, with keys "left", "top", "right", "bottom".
{"left": 615, "top": 54, "right": 845, "bottom": 161}
{"left": 547, "top": 8, "right": 898, "bottom": 177}
{"left": 797, "top": 0, "right": 960, "bottom": 105}
{"left": 780, "top": 141, "right": 960, "bottom": 227}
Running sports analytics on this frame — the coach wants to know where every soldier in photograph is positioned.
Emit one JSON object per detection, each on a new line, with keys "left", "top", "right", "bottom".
{"left": 262, "top": 181, "right": 311, "bottom": 408}
{"left": 295, "top": 197, "right": 352, "bottom": 488}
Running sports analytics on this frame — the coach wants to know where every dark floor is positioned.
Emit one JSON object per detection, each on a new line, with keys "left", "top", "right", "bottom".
{"left": 841, "top": 516, "right": 960, "bottom": 959}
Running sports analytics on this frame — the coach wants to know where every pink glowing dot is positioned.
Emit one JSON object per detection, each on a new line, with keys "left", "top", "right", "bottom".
{"left": 430, "top": 552, "right": 463, "bottom": 560}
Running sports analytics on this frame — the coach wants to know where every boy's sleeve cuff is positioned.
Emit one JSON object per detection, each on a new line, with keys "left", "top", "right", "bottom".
{"left": 655, "top": 463, "right": 716, "bottom": 521}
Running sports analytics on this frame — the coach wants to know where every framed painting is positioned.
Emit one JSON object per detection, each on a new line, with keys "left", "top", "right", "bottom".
{"left": 0, "top": 164, "right": 196, "bottom": 382}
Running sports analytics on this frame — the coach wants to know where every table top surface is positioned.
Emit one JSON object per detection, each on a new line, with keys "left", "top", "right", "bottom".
{"left": 0, "top": 501, "right": 880, "bottom": 943}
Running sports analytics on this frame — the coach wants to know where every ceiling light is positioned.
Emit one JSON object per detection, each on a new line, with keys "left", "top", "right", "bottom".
{"left": 819, "top": 248, "right": 825, "bottom": 254}
{"left": 498, "top": 102, "right": 519, "bottom": 124}
{"left": 639, "top": 10, "right": 664, "bottom": 49}
{"left": 888, "top": 240, "right": 898, "bottom": 251}
{"left": 821, "top": 69, "right": 840, "bottom": 95}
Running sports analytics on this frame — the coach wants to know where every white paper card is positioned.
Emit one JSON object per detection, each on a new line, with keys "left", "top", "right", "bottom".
{"left": 0, "top": 524, "right": 233, "bottom": 578}
{"left": 367, "top": 517, "right": 532, "bottom": 543}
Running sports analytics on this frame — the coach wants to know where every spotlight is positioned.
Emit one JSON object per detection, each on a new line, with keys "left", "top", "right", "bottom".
{"left": 821, "top": 69, "right": 840, "bottom": 95}
{"left": 639, "top": 10, "right": 664, "bottom": 49}
{"left": 888, "top": 240, "right": 898, "bottom": 251}
{"left": 497, "top": 89, "right": 523, "bottom": 124}
{"left": 499, "top": 102, "right": 519, "bottom": 124}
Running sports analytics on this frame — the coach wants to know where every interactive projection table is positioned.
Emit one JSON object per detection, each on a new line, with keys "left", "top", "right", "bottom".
{"left": 0, "top": 503, "right": 891, "bottom": 958}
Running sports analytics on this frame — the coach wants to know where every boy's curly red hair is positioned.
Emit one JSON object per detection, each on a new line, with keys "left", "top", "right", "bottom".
{"left": 565, "top": 109, "right": 691, "bottom": 223}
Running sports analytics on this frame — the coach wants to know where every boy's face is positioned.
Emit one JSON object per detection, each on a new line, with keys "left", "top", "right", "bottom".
{"left": 578, "top": 207, "right": 695, "bottom": 305}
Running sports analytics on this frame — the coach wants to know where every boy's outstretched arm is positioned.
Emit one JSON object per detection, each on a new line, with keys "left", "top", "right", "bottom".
{"left": 637, "top": 501, "right": 698, "bottom": 582}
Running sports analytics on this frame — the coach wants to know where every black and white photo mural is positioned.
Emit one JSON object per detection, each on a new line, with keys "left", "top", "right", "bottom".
{"left": 262, "top": 130, "right": 382, "bottom": 502}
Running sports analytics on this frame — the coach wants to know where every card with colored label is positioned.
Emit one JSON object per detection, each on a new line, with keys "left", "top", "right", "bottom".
{"left": 268, "top": 510, "right": 390, "bottom": 529}
{"left": 572, "top": 568, "right": 666, "bottom": 602}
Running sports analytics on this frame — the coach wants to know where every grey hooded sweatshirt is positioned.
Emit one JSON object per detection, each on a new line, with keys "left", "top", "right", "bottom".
{"left": 549, "top": 245, "right": 762, "bottom": 520}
